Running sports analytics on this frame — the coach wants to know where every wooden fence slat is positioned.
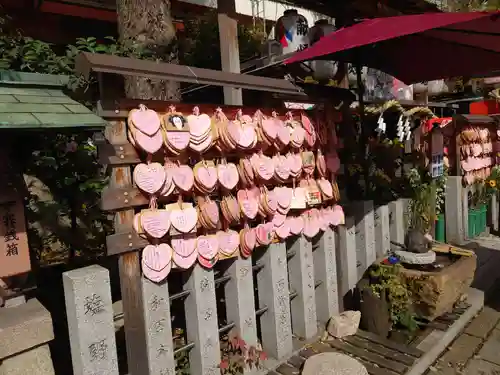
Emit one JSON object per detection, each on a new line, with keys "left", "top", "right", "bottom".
{"left": 374, "top": 204, "right": 390, "bottom": 258}
{"left": 336, "top": 217, "right": 357, "bottom": 298}
{"left": 63, "top": 265, "right": 119, "bottom": 375}
{"left": 105, "top": 120, "right": 151, "bottom": 375}
{"left": 141, "top": 278, "right": 175, "bottom": 375}
{"left": 287, "top": 235, "right": 318, "bottom": 340}
{"left": 183, "top": 264, "right": 221, "bottom": 375}
{"left": 224, "top": 256, "right": 258, "bottom": 374}
{"left": 256, "top": 242, "right": 293, "bottom": 360}
{"left": 313, "top": 228, "right": 339, "bottom": 324}
{"left": 389, "top": 200, "right": 405, "bottom": 251}
{"left": 353, "top": 201, "right": 376, "bottom": 279}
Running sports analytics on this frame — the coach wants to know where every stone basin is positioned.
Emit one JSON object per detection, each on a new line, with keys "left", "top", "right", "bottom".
{"left": 399, "top": 253, "right": 477, "bottom": 320}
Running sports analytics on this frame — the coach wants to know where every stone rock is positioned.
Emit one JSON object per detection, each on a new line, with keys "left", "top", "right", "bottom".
{"left": 326, "top": 311, "right": 361, "bottom": 338}
{"left": 0, "top": 345, "right": 54, "bottom": 375}
{"left": 302, "top": 353, "right": 369, "bottom": 375}
{"left": 400, "top": 254, "right": 477, "bottom": 320}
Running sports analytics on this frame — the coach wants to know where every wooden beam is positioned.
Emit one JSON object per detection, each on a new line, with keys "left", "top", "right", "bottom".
{"left": 217, "top": 0, "right": 242, "bottom": 106}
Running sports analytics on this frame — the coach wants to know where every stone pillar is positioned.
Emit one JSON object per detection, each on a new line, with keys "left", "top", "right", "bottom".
{"left": 374, "top": 204, "right": 390, "bottom": 258}
{"left": 224, "top": 256, "right": 258, "bottom": 350}
{"left": 353, "top": 201, "right": 376, "bottom": 279}
{"left": 183, "top": 264, "right": 221, "bottom": 375}
{"left": 0, "top": 298, "right": 55, "bottom": 375}
{"left": 287, "top": 235, "right": 318, "bottom": 340}
{"left": 389, "top": 200, "right": 405, "bottom": 251}
{"left": 445, "top": 176, "right": 465, "bottom": 244}
{"left": 63, "top": 265, "right": 119, "bottom": 375}
{"left": 490, "top": 192, "right": 499, "bottom": 233}
{"left": 141, "top": 278, "right": 175, "bottom": 375}
{"left": 313, "top": 228, "right": 339, "bottom": 325}
{"left": 401, "top": 198, "right": 411, "bottom": 234}
{"left": 336, "top": 217, "right": 357, "bottom": 298}
{"left": 256, "top": 242, "right": 293, "bottom": 360}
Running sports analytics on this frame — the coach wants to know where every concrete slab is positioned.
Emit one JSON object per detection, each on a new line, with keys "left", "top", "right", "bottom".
{"left": 437, "top": 333, "right": 482, "bottom": 370}
{"left": 406, "top": 288, "right": 484, "bottom": 375}
{"left": 478, "top": 329, "right": 500, "bottom": 365}
{"left": 464, "top": 359, "right": 500, "bottom": 375}
{"left": 464, "top": 307, "right": 500, "bottom": 339}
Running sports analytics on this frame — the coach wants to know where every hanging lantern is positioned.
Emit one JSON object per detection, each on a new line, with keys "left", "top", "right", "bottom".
{"left": 275, "top": 9, "right": 310, "bottom": 55}
{"left": 308, "top": 19, "right": 338, "bottom": 81}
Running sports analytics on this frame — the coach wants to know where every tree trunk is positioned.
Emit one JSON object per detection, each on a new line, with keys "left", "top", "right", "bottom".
{"left": 116, "top": 0, "right": 181, "bottom": 101}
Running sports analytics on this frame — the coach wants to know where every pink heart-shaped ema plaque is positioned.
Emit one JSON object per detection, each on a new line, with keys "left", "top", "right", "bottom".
{"left": 171, "top": 234, "right": 197, "bottom": 257}
{"left": 172, "top": 165, "right": 194, "bottom": 192}
{"left": 303, "top": 211, "right": 320, "bottom": 238}
{"left": 142, "top": 257, "right": 172, "bottom": 283}
{"left": 166, "top": 131, "right": 190, "bottom": 151}
{"left": 237, "top": 125, "right": 256, "bottom": 149}
{"left": 140, "top": 210, "right": 171, "bottom": 238}
{"left": 197, "top": 165, "right": 218, "bottom": 190}
{"left": 288, "top": 216, "right": 304, "bottom": 235}
{"left": 255, "top": 224, "right": 273, "bottom": 246}
{"left": 188, "top": 113, "right": 211, "bottom": 138}
{"left": 227, "top": 121, "right": 241, "bottom": 145}
{"left": 326, "top": 152, "right": 340, "bottom": 174}
{"left": 196, "top": 235, "right": 219, "bottom": 259}
{"left": 275, "top": 222, "right": 291, "bottom": 239}
{"left": 332, "top": 205, "right": 345, "bottom": 226}
{"left": 276, "top": 121, "right": 290, "bottom": 146}
{"left": 274, "top": 155, "right": 290, "bottom": 180}
{"left": 218, "top": 163, "right": 239, "bottom": 190}
{"left": 142, "top": 244, "right": 172, "bottom": 272}
{"left": 217, "top": 230, "right": 240, "bottom": 256}
{"left": 318, "top": 178, "right": 333, "bottom": 198}
{"left": 134, "top": 129, "right": 163, "bottom": 154}
{"left": 242, "top": 229, "right": 256, "bottom": 251}
{"left": 131, "top": 108, "right": 161, "bottom": 136}
{"left": 170, "top": 207, "right": 198, "bottom": 233}
{"left": 272, "top": 212, "right": 286, "bottom": 227}
{"left": 173, "top": 248, "right": 198, "bottom": 269}
{"left": 276, "top": 187, "right": 293, "bottom": 210}
{"left": 261, "top": 119, "right": 278, "bottom": 140}
{"left": 237, "top": 189, "right": 258, "bottom": 220}
{"left": 288, "top": 153, "right": 303, "bottom": 175}
{"left": 134, "top": 163, "right": 166, "bottom": 194}
{"left": 198, "top": 253, "right": 218, "bottom": 269}
{"left": 202, "top": 201, "right": 219, "bottom": 226}
{"left": 256, "top": 155, "right": 275, "bottom": 181}
{"left": 266, "top": 190, "right": 278, "bottom": 213}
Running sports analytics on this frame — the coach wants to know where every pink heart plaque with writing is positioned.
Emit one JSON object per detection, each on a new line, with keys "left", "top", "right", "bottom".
{"left": 142, "top": 257, "right": 172, "bottom": 283}
{"left": 142, "top": 243, "right": 172, "bottom": 272}
{"left": 134, "top": 129, "right": 163, "bottom": 154}
{"left": 173, "top": 248, "right": 198, "bottom": 269}
{"left": 171, "top": 234, "right": 197, "bottom": 257}
{"left": 140, "top": 209, "right": 171, "bottom": 239}
{"left": 172, "top": 165, "right": 194, "bottom": 192}
{"left": 134, "top": 163, "right": 166, "bottom": 194}
{"left": 170, "top": 207, "right": 198, "bottom": 233}
{"left": 196, "top": 235, "right": 219, "bottom": 259}
{"left": 166, "top": 131, "right": 190, "bottom": 151}
{"left": 217, "top": 230, "right": 240, "bottom": 256}
{"left": 218, "top": 163, "right": 239, "bottom": 190}
{"left": 197, "top": 165, "right": 218, "bottom": 190}
{"left": 131, "top": 108, "right": 161, "bottom": 136}
{"left": 237, "top": 189, "right": 258, "bottom": 220}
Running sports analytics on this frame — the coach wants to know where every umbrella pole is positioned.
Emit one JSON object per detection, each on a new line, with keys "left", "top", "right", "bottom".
{"left": 356, "top": 63, "right": 370, "bottom": 199}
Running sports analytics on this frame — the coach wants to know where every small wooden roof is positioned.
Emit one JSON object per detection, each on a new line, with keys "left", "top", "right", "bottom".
{"left": 0, "top": 71, "right": 107, "bottom": 130}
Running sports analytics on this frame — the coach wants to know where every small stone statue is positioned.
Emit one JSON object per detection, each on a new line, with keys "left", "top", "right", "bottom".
{"left": 405, "top": 229, "right": 432, "bottom": 254}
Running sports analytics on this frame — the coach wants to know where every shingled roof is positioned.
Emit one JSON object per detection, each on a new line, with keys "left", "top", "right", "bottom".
{"left": 0, "top": 71, "right": 107, "bottom": 129}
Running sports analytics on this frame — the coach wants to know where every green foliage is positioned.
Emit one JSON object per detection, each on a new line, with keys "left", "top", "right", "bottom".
{"left": 405, "top": 167, "right": 447, "bottom": 232}
{"left": 368, "top": 264, "right": 419, "bottom": 333}
{"left": 470, "top": 166, "right": 500, "bottom": 208}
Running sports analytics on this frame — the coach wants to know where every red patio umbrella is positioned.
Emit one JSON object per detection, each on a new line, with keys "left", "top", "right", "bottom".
{"left": 285, "top": 11, "right": 500, "bottom": 84}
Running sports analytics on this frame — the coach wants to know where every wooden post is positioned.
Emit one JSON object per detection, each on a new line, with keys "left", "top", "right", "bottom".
{"left": 217, "top": 0, "right": 242, "bottom": 106}
{"left": 104, "top": 121, "right": 150, "bottom": 375}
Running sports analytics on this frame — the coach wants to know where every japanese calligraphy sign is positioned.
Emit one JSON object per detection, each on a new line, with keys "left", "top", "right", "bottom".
{"left": 0, "top": 197, "right": 30, "bottom": 278}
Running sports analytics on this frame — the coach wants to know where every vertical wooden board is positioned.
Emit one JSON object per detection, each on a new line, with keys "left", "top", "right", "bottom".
{"left": 256, "top": 243, "right": 293, "bottom": 360}
{"left": 104, "top": 120, "right": 150, "bottom": 375}
{"left": 217, "top": 12, "right": 242, "bottom": 106}
{"left": 336, "top": 217, "right": 357, "bottom": 298}
{"left": 287, "top": 235, "right": 318, "bottom": 340}
{"left": 183, "top": 265, "right": 221, "bottom": 375}
{"left": 313, "top": 228, "right": 340, "bottom": 324}
{"left": 63, "top": 265, "right": 119, "bottom": 375}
